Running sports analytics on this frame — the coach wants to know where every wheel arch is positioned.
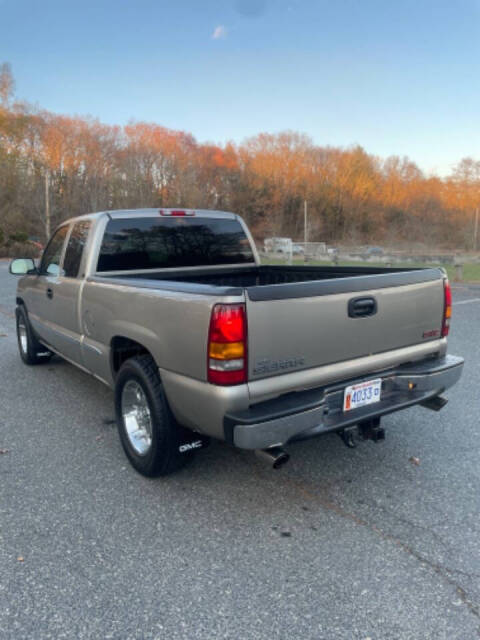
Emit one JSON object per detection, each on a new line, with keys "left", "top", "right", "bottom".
{"left": 110, "top": 335, "right": 157, "bottom": 379}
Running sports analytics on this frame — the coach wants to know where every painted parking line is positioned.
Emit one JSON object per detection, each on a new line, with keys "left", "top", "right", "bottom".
{"left": 453, "top": 298, "right": 480, "bottom": 306}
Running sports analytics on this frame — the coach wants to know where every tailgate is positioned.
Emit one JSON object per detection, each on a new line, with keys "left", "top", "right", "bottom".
{"left": 246, "top": 272, "right": 445, "bottom": 383}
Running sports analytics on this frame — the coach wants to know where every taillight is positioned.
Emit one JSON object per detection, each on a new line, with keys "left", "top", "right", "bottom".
{"left": 442, "top": 279, "right": 452, "bottom": 337}
{"left": 207, "top": 304, "right": 247, "bottom": 385}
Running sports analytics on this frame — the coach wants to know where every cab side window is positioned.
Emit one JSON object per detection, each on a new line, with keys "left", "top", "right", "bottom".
{"left": 63, "top": 221, "right": 91, "bottom": 278}
{"left": 39, "top": 226, "right": 69, "bottom": 276}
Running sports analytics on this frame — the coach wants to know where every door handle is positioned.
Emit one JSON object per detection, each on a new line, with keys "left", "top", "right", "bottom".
{"left": 46, "top": 287, "right": 53, "bottom": 300}
{"left": 348, "top": 296, "right": 377, "bottom": 318}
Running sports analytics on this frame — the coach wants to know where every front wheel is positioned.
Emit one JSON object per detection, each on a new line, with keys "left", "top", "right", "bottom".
{"left": 16, "top": 306, "right": 52, "bottom": 365}
{"left": 114, "top": 355, "right": 191, "bottom": 477}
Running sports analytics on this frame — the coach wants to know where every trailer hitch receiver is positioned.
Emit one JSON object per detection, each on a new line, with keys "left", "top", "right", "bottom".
{"left": 358, "top": 417, "right": 385, "bottom": 443}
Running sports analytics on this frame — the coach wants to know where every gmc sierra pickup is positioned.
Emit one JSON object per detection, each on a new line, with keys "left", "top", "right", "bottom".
{"left": 9, "top": 209, "right": 464, "bottom": 476}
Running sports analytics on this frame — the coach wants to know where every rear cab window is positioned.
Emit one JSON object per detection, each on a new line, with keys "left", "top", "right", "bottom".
{"left": 96, "top": 217, "right": 254, "bottom": 272}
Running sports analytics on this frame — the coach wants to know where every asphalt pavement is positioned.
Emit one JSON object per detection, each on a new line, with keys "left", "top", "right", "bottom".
{"left": 0, "top": 260, "right": 479, "bottom": 640}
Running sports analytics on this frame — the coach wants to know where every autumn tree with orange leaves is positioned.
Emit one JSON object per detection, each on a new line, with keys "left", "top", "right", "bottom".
{"left": 0, "top": 63, "right": 478, "bottom": 251}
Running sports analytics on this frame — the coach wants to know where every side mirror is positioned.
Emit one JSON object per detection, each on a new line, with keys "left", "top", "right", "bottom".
{"left": 9, "top": 258, "right": 36, "bottom": 275}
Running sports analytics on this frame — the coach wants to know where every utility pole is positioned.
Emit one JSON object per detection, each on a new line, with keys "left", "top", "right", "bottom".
{"left": 45, "top": 170, "right": 51, "bottom": 239}
{"left": 303, "top": 199, "right": 308, "bottom": 264}
{"left": 304, "top": 199, "right": 308, "bottom": 245}
{"left": 474, "top": 207, "right": 479, "bottom": 252}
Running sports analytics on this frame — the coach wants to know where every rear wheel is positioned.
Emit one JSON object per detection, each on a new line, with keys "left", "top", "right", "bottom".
{"left": 16, "top": 306, "right": 52, "bottom": 365}
{"left": 114, "top": 355, "right": 191, "bottom": 477}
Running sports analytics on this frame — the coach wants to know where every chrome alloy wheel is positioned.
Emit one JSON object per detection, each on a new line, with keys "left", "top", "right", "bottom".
{"left": 18, "top": 319, "right": 28, "bottom": 354}
{"left": 121, "top": 380, "right": 153, "bottom": 455}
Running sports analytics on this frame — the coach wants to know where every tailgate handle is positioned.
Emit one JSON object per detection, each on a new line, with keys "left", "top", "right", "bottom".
{"left": 348, "top": 296, "right": 377, "bottom": 318}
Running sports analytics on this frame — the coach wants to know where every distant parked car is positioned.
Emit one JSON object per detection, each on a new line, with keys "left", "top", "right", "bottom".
{"left": 292, "top": 243, "right": 305, "bottom": 255}
{"left": 365, "top": 246, "right": 384, "bottom": 257}
{"left": 264, "top": 237, "right": 292, "bottom": 254}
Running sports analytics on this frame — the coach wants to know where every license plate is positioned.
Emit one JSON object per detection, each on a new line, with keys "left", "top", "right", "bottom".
{"left": 343, "top": 378, "right": 382, "bottom": 412}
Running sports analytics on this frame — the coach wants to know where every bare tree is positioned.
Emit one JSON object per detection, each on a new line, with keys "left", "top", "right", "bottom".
{"left": 0, "top": 62, "right": 15, "bottom": 106}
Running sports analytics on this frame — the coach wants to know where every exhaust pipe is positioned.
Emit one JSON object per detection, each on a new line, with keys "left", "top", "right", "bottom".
{"left": 255, "top": 447, "right": 290, "bottom": 469}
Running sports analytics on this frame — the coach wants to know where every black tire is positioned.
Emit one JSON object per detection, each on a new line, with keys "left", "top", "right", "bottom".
{"left": 114, "top": 355, "right": 190, "bottom": 477}
{"left": 16, "top": 306, "right": 52, "bottom": 365}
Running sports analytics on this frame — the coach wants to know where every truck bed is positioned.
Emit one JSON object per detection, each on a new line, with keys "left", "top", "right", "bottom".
{"left": 100, "top": 265, "right": 444, "bottom": 301}
{"left": 111, "top": 264, "right": 435, "bottom": 286}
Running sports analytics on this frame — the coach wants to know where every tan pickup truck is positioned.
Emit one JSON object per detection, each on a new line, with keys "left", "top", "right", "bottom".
{"left": 9, "top": 209, "right": 463, "bottom": 476}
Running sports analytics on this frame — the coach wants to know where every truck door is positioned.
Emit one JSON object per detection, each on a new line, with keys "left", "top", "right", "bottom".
{"left": 28, "top": 224, "right": 69, "bottom": 348}
{"left": 31, "top": 220, "right": 91, "bottom": 365}
{"left": 42, "top": 220, "right": 92, "bottom": 363}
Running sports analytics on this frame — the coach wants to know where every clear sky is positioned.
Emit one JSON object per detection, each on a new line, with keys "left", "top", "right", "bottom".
{"left": 1, "top": 0, "right": 479, "bottom": 175}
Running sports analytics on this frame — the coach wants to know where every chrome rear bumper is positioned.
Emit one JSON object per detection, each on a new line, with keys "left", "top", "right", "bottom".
{"left": 225, "top": 355, "right": 464, "bottom": 450}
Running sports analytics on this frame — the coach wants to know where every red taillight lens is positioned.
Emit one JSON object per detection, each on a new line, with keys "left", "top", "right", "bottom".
{"left": 442, "top": 279, "right": 452, "bottom": 337}
{"left": 209, "top": 305, "right": 245, "bottom": 343}
{"left": 208, "top": 304, "right": 247, "bottom": 385}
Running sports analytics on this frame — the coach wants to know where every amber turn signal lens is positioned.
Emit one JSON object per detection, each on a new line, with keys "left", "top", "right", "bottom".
{"left": 208, "top": 341, "right": 244, "bottom": 360}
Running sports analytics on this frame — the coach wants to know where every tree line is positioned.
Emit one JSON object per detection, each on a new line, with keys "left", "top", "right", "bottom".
{"left": 1, "top": 62, "right": 478, "bottom": 251}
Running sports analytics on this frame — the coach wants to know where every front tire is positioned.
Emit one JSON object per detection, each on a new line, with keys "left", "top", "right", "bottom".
{"left": 114, "top": 355, "right": 190, "bottom": 477}
{"left": 16, "top": 306, "right": 52, "bottom": 365}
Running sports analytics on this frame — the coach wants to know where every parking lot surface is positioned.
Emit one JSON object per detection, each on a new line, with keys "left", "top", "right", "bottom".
{"left": 0, "top": 261, "right": 479, "bottom": 639}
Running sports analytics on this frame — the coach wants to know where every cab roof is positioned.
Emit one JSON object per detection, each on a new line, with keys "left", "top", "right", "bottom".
{"left": 63, "top": 208, "right": 237, "bottom": 225}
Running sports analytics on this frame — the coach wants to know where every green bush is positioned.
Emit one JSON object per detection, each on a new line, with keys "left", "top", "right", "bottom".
{"left": 8, "top": 230, "right": 28, "bottom": 243}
